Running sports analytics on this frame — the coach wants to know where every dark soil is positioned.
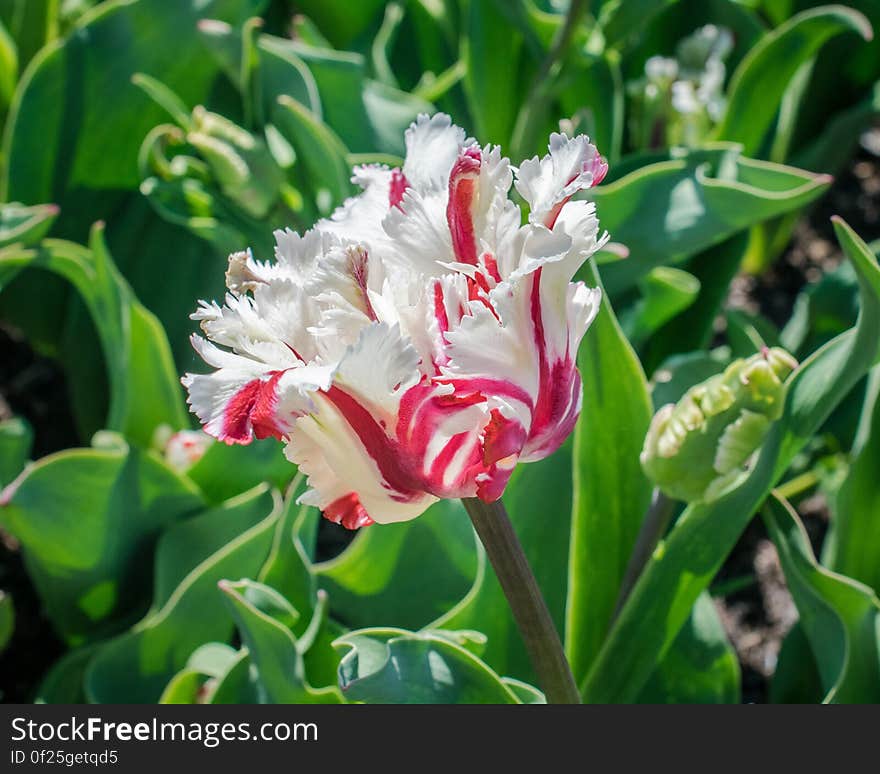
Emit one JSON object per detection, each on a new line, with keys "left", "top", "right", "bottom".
{"left": 1, "top": 135, "right": 878, "bottom": 705}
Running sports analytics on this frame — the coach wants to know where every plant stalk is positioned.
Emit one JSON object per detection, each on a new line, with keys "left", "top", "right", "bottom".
{"left": 612, "top": 488, "right": 676, "bottom": 621}
{"left": 461, "top": 497, "right": 581, "bottom": 704}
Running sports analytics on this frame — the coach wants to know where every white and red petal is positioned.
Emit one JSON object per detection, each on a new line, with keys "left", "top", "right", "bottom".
{"left": 514, "top": 133, "right": 607, "bottom": 227}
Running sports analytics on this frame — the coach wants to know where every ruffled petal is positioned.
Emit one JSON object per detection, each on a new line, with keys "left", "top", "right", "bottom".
{"left": 514, "top": 133, "right": 607, "bottom": 227}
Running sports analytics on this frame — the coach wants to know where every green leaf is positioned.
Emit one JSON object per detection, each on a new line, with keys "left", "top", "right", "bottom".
{"left": 763, "top": 493, "right": 880, "bottom": 703}
{"left": 637, "top": 592, "right": 740, "bottom": 703}
{"left": 432, "top": 443, "right": 573, "bottom": 682}
{"left": 580, "top": 216, "right": 880, "bottom": 702}
{"left": 0, "top": 230, "right": 189, "bottom": 446}
{"left": 159, "top": 643, "right": 252, "bottom": 704}
{"left": 793, "top": 81, "right": 880, "bottom": 174}
{"left": 824, "top": 366, "right": 880, "bottom": 594}
{"left": 272, "top": 96, "right": 352, "bottom": 210}
{"left": 318, "top": 498, "right": 477, "bottom": 631}
{"left": 208, "top": 648, "right": 260, "bottom": 704}
{"left": 715, "top": 5, "right": 873, "bottom": 155}
{"left": 600, "top": 0, "right": 678, "bottom": 48}
{"left": 85, "top": 486, "right": 280, "bottom": 702}
{"left": 219, "top": 578, "right": 341, "bottom": 703}
{"left": 592, "top": 145, "right": 831, "bottom": 297}
{"left": 334, "top": 628, "right": 523, "bottom": 704}
{"left": 462, "top": 0, "right": 523, "bottom": 145}
{"left": 620, "top": 266, "right": 700, "bottom": 347}
{"left": 0, "top": 202, "right": 58, "bottom": 248}
{"left": 0, "top": 440, "right": 203, "bottom": 643}
{"left": 257, "top": 479, "right": 318, "bottom": 624}
{"left": 642, "top": 233, "right": 748, "bottom": 373}
{"left": 566, "top": 262, "right": 653, "bottom": 685}
{"left": 770, "top": 622, "right": 824, "bottom": 703}
{"left": 0, "top": 417, "right": 32, "bottom": 488}
{"left": 185, "top": 437, "right": 295, "bottom": 505}
{"left": 558, "top": 52, "right": 624, "bottom": 164}
{"left": 284, "top": 40, "right": 432, "bottom": 156}
{"left": 0, "top": 589, "right": 13, "bottom": 653}
{"left": 287, "top": 0, "right": 386, "bottom": 48}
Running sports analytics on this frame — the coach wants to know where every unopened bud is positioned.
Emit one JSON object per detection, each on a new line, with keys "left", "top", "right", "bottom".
{"left": 641, "top": 347, "right": 798, "bottom": 503}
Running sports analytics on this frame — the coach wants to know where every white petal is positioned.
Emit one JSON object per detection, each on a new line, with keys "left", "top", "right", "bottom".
{"left": 402, "top": 113, "right": 468, "bottom": 191}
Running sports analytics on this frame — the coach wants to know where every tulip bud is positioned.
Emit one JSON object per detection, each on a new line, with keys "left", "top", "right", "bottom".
{"left": 641, "top": 347, "right": 798, "bottom": 503}
{"left": 187, "top": 107, "right": 283, "bottom": 219}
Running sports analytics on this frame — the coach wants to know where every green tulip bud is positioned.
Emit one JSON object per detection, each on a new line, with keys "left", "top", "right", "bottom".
{"left": 187, "top": 107, "right": 283, "bottom": 219}
{"left": 641, "top": 347, "right": 798, "bottom": 503}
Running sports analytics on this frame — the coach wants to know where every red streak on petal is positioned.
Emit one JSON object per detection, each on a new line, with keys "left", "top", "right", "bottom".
{"left": 324, "top": 492, "right": 375, "bottom": 530}
{"left": 324, "top": 385, "right": 424, "bottom": 499}
{"left": 482, "top": 252, "right": 502, "bottom": 283}
{"left": 433, "top": 281, "right": 450, "bottom": 335}
{"left": 347, "top": 246, "right": 377, "bottom": 321}
{"left": 446, "top": 147, "right": 481, "bottom": 266}
{"left": 389, "top": 168, "right": 409, "bottom": 210}
{"left": 221, "top": 371, "right": 286, "bottom": 444}
{"left": 524, "top": 268, "right": 582, "bottom": 457}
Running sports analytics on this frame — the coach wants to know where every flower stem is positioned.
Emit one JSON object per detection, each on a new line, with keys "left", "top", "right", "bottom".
{"left": 461, "top": 497, "right": 581, "bottom": 704}
{"left": 612, "top": 489, "right": 676, "bottom": 621}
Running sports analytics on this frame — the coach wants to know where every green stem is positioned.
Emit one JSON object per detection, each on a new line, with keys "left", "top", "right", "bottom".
{"left": 612, "top": 489, "right": 676, "bottom": 621}
{"left": 510, "top": 0, "right": 588, "bottom": 159}
{"left": 461, "top": 497, "right": 580, "bottom": 704}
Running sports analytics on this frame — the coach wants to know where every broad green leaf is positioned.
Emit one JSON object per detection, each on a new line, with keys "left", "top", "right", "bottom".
{"left": 0, "top": 417, "right": 32, "bottom": 487}
{"left": 0, "top": 440, "right": 203, "bottom": 643}
{"left": 196, "top": 24, "right": 321, "bottom": 121}
{"left": 793, "top": 80, "right": 880, "bottom": 173}
{"left": 600, "top": 0, "right": 678, "bottom": 48}
{"left": 592, "top": 145, "right": 831, "bottom": 297}
{"left": 334, "top": 628, "right": 523, "bottom": 704}
{"left": 159, "top": 642, "right": 253, "bottom": 704}
{"left": 285, "top": 40, "right": 432, "bottom": 156}
{"left": 581, "top": 216, "right": 880, "bottom": 702}
{"left": 637, "top": 592, "right": 740, "bottom": 703}
{"left": 318, "top": 498, "right": 477, "bottom": 631}
{"left": 715, "top": 5, "right": 872, "bottom": 155}
{"left": 558, "top": 52, "right": 623, "bottom": 164}
{"left": 620, "top": 266, "right": 700, "bottom": 347}
{"left": 220, "top": 578, "right": 340, "bottom": 703}
{"left": 769, "top": 622, "right": 824, "bottom": 703}
{"left": 258, "top": 479, "right": 318, "bottom": 624}
{"left": 208, "top": 648, "right": 261, "bottom": 704}
{"left": 824, "top": 366, "right": 880, "bottom": 594}
{"left": 463, "top": 0, "right": 523, "bottom": 145}
{"left": 0, "top": 590, "right": 12, "bottom": 653}
{"left": 566, "top": 263, "right": 653, "bottom": 684}
{"left": 186, "top": 437, "right": 295, "bottom": 505}
{"left": 272, "top": 95, "right": 352, "bottom": 211}
{"left": 0, "top": 230, "right": 188, "bottom": 446}
{"left": 158, "top": 669, "right": 208, "bottom": 704}
{"left": 288, "top": 0, "right": 386, "bottom": 48}
{"left": 763, "top": 494, "right": 880, "bottom": 703}
{"left": 85, "top": 486, "right": 279, "bottom": 702}
{"left": 641, "top": 233, "right": 748, "bottom": 374}
{"left": 432, "top": 443, "right": 573, "bottom": 682}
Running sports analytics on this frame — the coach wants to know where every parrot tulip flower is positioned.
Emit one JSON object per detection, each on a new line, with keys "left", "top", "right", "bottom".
{"left": 183, "top": 113, "right": 607, "bottom": 529}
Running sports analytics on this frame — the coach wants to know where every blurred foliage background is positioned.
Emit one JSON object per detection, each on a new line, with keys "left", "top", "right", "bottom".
{"left": 0, "top": 0, "right": 878, "bottom": 705}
